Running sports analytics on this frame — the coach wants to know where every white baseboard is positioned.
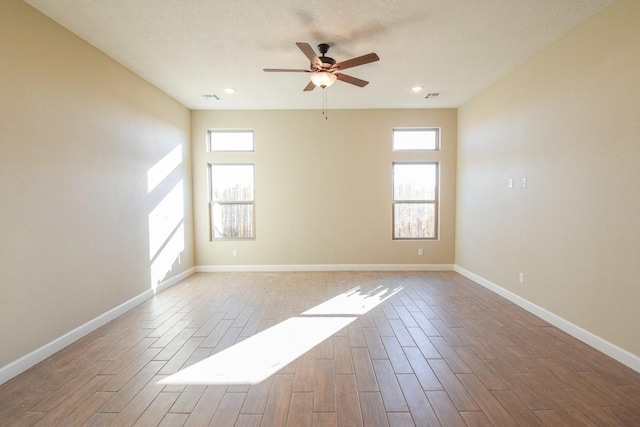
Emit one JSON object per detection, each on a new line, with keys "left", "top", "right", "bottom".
{"left": 153, "top": 267, "right": 195, "bottom": 294}
{"left": 454, "top": 265, "right": 640, "bottom": 373}
{"left": 0, "top": 267, "right": 196, "bottom": 385}
{"left": 196, "top": 264, "right": 455, "bottom": 273}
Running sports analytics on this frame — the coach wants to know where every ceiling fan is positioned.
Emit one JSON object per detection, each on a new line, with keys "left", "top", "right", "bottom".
{"left": 264, "top": 42, "right": 379, "bottom": 91}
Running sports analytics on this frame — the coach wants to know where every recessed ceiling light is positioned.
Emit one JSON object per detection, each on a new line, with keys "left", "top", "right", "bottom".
{"left": 411, "top": 86, "right": 423, "bottom": 93}
{"left": 224, "top": 88, "right": 235, "bottom": 94}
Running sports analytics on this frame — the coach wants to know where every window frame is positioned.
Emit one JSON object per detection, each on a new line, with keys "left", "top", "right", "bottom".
{"left": 392, "top": 127, "right": 440, "bottom": 151}
{"left": 392, "top": 162, "right": 439, "bottom": 240}
{"left": 207, "top": 129, "right": 255, "bottom": 152}
{"left": 208, "top": 163, "right": 256, "bottom": 240}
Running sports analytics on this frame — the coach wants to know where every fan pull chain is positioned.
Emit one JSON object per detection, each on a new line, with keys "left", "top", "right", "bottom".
{"left": 322, "top": 88, "right": 328, "bottom": 120}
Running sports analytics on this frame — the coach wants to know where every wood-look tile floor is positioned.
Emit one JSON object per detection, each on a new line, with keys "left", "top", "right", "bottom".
{"left": 1, "top": 271, "right": 639, "bottom": 426}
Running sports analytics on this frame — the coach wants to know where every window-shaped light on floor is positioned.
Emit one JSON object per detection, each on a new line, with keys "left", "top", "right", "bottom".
{"left": 157, "top": 285, "right": 402, "bottom": 385}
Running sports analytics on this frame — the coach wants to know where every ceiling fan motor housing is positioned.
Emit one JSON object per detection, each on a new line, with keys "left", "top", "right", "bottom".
{"left": 319, "top": 57, "right": 336, "bottom": 69}
{"left": 316, "top": 43, "right": 336, "bottom": 69}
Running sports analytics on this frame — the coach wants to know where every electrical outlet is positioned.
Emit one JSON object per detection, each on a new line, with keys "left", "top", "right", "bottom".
{"left": 521, "top": 177, "right": 527, "bottom": 188}
{"left": 519, "top": 272, "right": 525, "bottom": 284}
{"left": 418, "top": 248, "right": 424, "bottom": 256}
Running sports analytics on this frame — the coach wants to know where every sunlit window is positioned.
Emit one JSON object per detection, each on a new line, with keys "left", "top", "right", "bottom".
{"left": 393, "top": 163, "right": 438, "bottom": 239}
{"left": 208, "top": 130, "right": 254, "bottom": 152}
{"left": 392, "top": 128, "right": 439, "bottom": 150}
{"left": 209, "top": 164, "right": 255, "bottom": 239}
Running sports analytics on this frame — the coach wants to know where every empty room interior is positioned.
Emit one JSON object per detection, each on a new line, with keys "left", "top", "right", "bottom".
{"left": 1, "top": 0, "right": 639, "bottom": 425}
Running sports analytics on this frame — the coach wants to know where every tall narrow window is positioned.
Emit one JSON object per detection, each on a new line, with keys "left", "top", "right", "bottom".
{"left": 209, "top": 164, "right": 255, "bottom": 239}
{"left": 393, "top": 163, "right": 438, "bottom": 239}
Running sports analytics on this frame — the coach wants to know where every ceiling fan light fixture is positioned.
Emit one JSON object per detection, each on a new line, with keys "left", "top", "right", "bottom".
{"left": 310, "top": 71, "right": 337, "bottom": 88}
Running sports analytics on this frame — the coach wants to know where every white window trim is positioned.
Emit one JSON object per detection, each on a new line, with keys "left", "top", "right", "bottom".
{"left": 208, "top": 163, "right": 256, "bottom": 240}
{"left": 392, "top": 127, "right": 440, "bottom": 151}
{"left": 207, "top": 129, "right": 255, "bottom": 152}
{"left": 392, "top": 162, "right": 439, "bottom": 240}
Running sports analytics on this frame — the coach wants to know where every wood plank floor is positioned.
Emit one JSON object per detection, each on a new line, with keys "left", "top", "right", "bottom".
{"left": 1, "top": 271, "right": 639, "bottom": 426}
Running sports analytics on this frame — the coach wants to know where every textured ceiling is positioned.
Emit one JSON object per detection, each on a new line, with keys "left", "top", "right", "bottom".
{"left": 23, "top": 0, "right": 613, "bottom": 110}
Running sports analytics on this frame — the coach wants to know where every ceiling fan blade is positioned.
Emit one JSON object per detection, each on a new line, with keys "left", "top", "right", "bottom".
{"left": 303, "top": 81, "right": 316, "bottom": 91}
{"left": 335, "top": 53, "right": 379, "bottom": 71}
{"left": 336, "top": 73, "right": 369, "bottom": 87}
{"left": 263, "top": 68, "right": 310, "bottom": 73}
{"left": 296, "top": 42, "right": 322, "bottom": 69}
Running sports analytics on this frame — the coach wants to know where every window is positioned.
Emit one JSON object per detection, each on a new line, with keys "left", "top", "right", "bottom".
{"left": 208, "top": 130, "right": 254, "bottom": 152}
{"left": 392, "top": 128, "right": 439, "bottom": 151}
{"left": 393, "top": 163, "right": 438, "bottom": 239}
{"left": 209, "top": 164, "right": 255, "bottom": 239}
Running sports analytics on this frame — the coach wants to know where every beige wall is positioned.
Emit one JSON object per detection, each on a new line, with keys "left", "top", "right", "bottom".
{"left": 192, "top": 109, "right": 457, "bottom": 267}
{"left": 0, "top": 0, "right": 194, "bottom": 367}
{"left": 457, "top": 0, "right": 640, "bottom": 356}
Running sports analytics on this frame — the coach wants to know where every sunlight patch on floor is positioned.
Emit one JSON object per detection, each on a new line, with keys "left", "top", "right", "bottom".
{"left": 303, "top": 285, "right": 403, "bottom": 316}
{"left": 158, "top": 316, "right": 354, "bottom": 385}
{"left": 158, "top": 284, "right": 403, "bottom": 385}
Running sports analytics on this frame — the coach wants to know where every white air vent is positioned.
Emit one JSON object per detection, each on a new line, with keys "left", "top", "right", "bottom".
{"left": 424, "top": 92, "right": 440, "bottom": 99}
{"left": 202, "top": 94, "right": 220, "bottom": 100}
